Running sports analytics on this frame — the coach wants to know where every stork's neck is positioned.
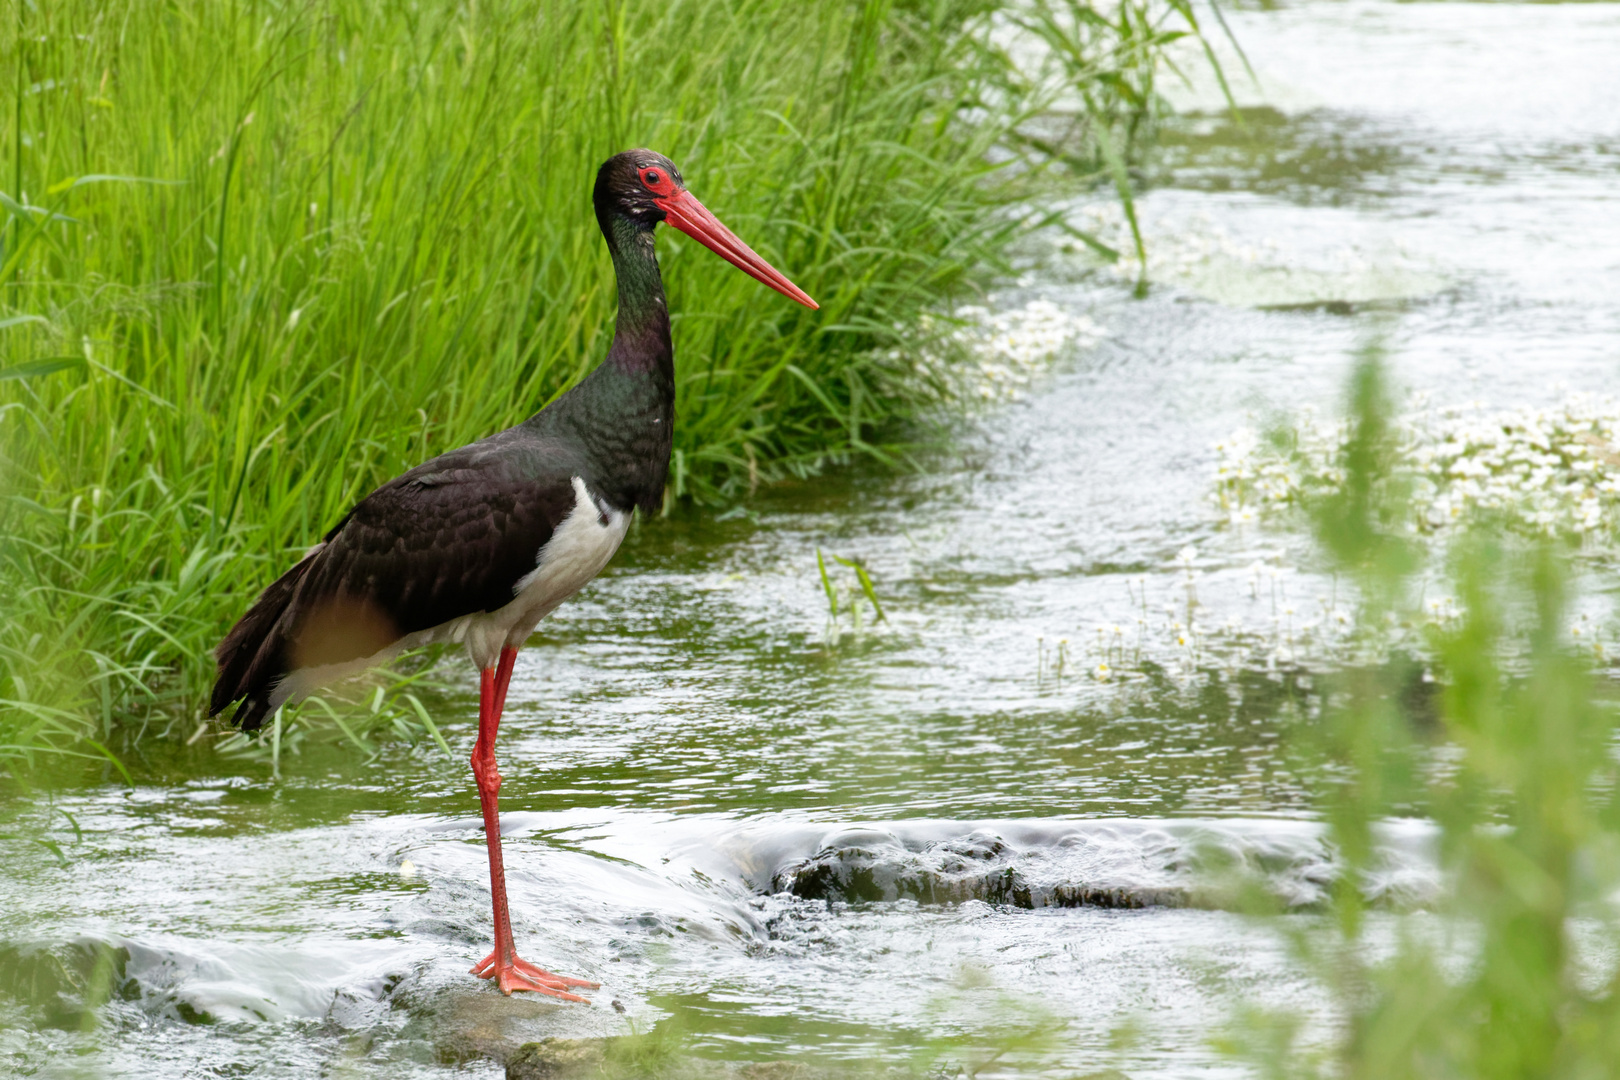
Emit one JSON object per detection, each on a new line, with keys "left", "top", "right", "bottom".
{"left": 522, "top": 212, "right": 675, "bottom": 516}
{"left": 604, "top": 215, "right": 672, "bottom": 376}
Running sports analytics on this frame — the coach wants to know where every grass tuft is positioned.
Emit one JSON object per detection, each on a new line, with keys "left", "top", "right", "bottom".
{"left": 0, "top": 0, "right": 1218, "bottom": 766}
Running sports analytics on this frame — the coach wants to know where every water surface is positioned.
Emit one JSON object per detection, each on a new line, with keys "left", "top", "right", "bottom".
{"left": 4, "top": 2, "right": 1619, "bottom": 1075}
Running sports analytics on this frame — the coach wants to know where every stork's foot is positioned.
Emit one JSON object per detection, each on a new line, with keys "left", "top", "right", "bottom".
{"left": 471, "top": 949, "right": 599, "bottom": 1001}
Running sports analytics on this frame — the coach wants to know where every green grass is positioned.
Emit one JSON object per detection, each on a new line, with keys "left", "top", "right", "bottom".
{"left": 0, "top": 0, "right": 1214, "bottom": 768}
{"left": 1227, "top": 344, "right": 1620, "bottom": 1077}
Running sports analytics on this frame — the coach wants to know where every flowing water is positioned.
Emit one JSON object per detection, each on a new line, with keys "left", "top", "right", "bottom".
{"left": 4, "top": 3, "right": 1619, "bottom": 1076}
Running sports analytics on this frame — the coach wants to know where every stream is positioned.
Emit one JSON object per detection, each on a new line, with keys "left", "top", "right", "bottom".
{"left": 4, "top": 1, "right": 1619, "bottom": 1076}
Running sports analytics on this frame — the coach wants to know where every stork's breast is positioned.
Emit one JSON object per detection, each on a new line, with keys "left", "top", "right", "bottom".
{"left": 510, "top": 476, "right": 630, "bottom": 619}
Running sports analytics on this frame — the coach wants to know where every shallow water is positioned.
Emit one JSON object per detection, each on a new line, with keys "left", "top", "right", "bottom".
{"left": 4, "top": 2, "right": 1620, "bottom": 1076}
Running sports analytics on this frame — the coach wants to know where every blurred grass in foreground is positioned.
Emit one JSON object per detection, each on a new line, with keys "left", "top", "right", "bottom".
{"left": 1226, "top": 345, "right": 1620, "bottom": 1077}
{"left": 0, "top": 0, "right": 1222, "bottom": 770}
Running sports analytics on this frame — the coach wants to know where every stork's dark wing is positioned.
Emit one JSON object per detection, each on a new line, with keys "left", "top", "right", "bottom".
{"left": 211, "top": 427, "right": 586, "bottom": 729}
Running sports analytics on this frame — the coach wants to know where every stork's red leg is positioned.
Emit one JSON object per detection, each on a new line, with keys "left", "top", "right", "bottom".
{"left": 468, "top": 646, "right": 599, "bottom": 1000}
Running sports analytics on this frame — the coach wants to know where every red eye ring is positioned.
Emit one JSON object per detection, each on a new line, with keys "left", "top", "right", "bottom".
{"left": 638, "top": 166, "right": 675, "bottom": 197}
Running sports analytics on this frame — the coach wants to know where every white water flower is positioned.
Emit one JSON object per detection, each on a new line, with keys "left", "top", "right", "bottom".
{"left": 914, "top": 300, "right": 1105, "bottom": 405}
{"left": 1211, "top": 393, "right": 1620, "bottom": 552}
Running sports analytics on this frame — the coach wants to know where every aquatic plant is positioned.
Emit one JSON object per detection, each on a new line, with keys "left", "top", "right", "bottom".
{"left": 817, "top": 547, "right": 886, "bottom": 644}
{"left": 921, "top": 299, "right": 1105, "bottom": 404}
{"left": 1006, "top": 0, "right": 1245, "bottom": 291}
{"left": 1224, "top": 346, "right": 1620, "bottom": 1077}
{"left": 1213, "top": 393, "right": 1620, "bottom": 549}
{"left": 1059, "top": 383, "right": 1620, "bottom": 693}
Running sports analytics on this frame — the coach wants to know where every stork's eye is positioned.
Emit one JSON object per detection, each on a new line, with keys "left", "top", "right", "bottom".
{"left": 638, "top": 167, "right": 674, "bottom": 195}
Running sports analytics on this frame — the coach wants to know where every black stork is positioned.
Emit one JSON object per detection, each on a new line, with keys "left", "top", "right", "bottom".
{"left": 209, "top": 150, "right": 817, "bottom": 1000}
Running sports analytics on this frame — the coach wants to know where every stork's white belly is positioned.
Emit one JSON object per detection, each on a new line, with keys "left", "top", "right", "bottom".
{"left": 273, "top": 477, "right": 629, "bottom": 707}
{"left": 414, "top": 475, "right": 631, "bottom": 669}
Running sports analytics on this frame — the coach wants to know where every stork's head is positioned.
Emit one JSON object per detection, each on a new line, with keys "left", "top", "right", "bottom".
{"left": 593, "top": 149, "right": 818, "bottom": 310}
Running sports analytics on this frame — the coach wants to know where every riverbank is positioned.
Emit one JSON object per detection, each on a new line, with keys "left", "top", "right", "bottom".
{"left": 0, "top": 0, "right": 1211, "bottom": 765}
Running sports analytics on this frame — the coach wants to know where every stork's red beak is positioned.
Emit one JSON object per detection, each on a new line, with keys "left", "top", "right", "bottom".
{"left": 655, "top": 189, "right": 818, "bottom": 310}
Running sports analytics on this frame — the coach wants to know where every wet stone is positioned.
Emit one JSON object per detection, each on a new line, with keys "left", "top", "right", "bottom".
{"left": 735, "top": 1064, "right": 843, "bottom": 1080}
{"left": 0, "top": 937, "right": 136, "bottom": 1029}
{"left": 773, "top": 831, "right": 1016, "bottom": 906}
{"left": 770, "top": 831, "right": 1191, "bottom": 910}
{"left": 395, "top": 985, "right": 569, "bottom": 1065}
{"left": 1044, "top": 883, "right": 1185, "bottom": 909}
{"left": 507, "top": 1039, "right": 846, "bottom": 1080}
{"left": 507, "top": 1037, "right": 606, "bottom": 1079}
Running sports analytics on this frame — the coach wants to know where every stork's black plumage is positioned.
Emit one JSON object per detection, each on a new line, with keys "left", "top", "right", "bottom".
{"left": 209, "top": 149, "right": 816, "bottom": 999}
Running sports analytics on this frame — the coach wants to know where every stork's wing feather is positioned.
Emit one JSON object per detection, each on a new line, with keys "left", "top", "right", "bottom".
{"left": 306, "top": 457, "right": 573, "bottom": 636}
{"left": 211, "top": 427, "right": 587, "bottom": 729}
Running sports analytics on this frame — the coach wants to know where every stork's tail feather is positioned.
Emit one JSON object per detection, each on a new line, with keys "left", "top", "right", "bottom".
{"left": 227, "top": 693, "right": 278, "bottom": 733}
{"left": 211, "top": 550, "right": 317, "bottom": 732}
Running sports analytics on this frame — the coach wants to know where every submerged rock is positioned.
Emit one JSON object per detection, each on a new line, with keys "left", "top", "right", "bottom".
{"left": 0, "top": 937, "right": 136, "bottom": 1029}
{"left": 506, "top": 1038, "right": 846, "bottom": 1080}
{"left": 774, "top": 830, "right": 1035, "bottom": 906}
{"left": 391, "top": 983, "right": 573, "bottom": 1065}
{"left": 770, "top": 828, "right": 1191, "bottom": 910}
{"left": 507, "top": 1037, "right": 607, "bottom": 1079}
{"left": 758, "top": 818, "right": 1435, "bottom": 912}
